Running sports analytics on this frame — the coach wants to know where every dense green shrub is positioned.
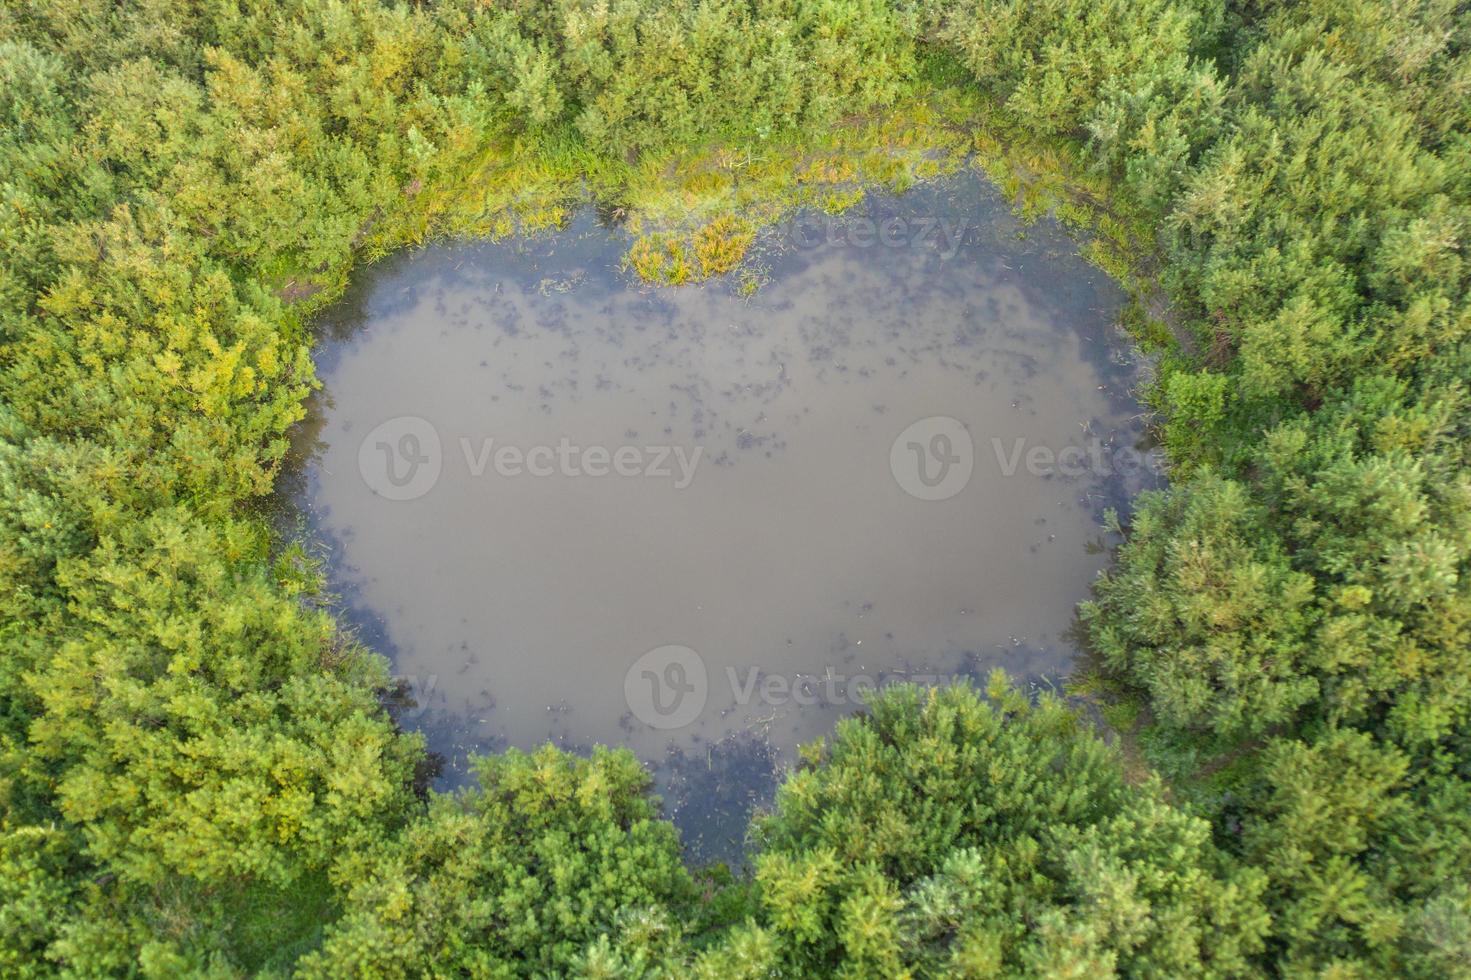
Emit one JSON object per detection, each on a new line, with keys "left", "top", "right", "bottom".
{"left": 1084, "top": 474, "right": 1322, "bottom": 739}
{"left": 300, "top": 748, "right": 695, "bottom": 978}
{"left": 727, "top": 679, "right": 1269, "bottom": 976}
{"left": 463, "top": 0, "right": 916, "bottom": 155}
{"left": 1072, "top": 1, "right": 1471, "bottom": 972}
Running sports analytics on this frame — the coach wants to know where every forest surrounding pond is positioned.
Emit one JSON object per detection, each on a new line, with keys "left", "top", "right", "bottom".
{"left": 1, "top": 0, "right": 1469, "bottom": 976}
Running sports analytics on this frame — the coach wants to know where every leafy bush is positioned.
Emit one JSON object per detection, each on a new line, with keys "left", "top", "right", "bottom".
{"left": 729, "top": 678, "right": 1269, "bottom": 977}
{"left": 1085, "top": 475, "right": 1322, "bottom": 739}
{"left": 301, "top": 747, "right": 695, "bottom": 978}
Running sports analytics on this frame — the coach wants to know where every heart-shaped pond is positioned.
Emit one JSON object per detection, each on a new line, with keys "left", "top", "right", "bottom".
{"left": 283, "top": 172, "right": 1159, "bottom": 860}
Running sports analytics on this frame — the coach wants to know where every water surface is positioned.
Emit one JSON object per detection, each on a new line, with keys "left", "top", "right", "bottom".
{"left": 286, "top": 173, "right": 1158, "bottom": 861}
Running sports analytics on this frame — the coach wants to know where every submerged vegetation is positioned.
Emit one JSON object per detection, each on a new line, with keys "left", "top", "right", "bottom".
{"left": 0, "top": 0, "right": 1467, "bottom": 975}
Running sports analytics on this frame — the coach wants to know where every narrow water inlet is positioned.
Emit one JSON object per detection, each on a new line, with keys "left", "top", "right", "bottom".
{"left": 281, "top": 172, "right": 1161, "bottom": 863}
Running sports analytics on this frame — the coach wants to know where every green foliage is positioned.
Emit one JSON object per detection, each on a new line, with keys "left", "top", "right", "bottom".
{"left": 1086, "top": 359, "right": 1471, "bottom": 971}
{"left": 1161, "top": 1, "right": 1470, "bottom": 409}
{"left": 918, "top": 0, "right": 1229, "bottom": 223}
{"left": 301, "top": 747, "right": 695, "bottom": 978}
{"left": 0, "top": 825, "right": 80, "bottom": 977}
{"left": 725, "top": 678, "right": 1268, "bottom": 976}
{"left": 456, "top": 0, "right": 917, "bottom": 156}
{"left": 1158, "top": 367, "right": 1230, "bottom": 467}
{"left": 1070, "top": 2, "right": 1471, "bottom": 971}
{"left": 1084, "top": 475, "right": 1322, "bottom": 739}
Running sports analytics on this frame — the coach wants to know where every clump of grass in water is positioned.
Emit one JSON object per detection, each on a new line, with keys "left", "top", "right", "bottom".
{"left": 627, "top": 233, "right": 695, "bottom": 284}
{"left": 797, "top": 155, "right": 858, "bottom": 184}
{"left": 693, "top": 215, "right": 755, "bottom": 277}
{"left": 627, "top": 214, "right": 756, "bottom": 284}
{"left": 820, "top": 188, "right": 865, "bottom": 214}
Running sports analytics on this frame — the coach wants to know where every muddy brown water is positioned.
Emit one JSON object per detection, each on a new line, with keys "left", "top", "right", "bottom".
{"left": 282, "top": 172, "right": 1160, "bottom": 863}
